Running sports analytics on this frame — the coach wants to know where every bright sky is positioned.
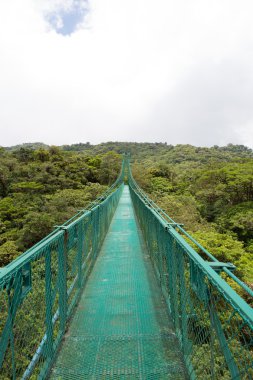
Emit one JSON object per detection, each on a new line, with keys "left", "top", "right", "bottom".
{"left": 0, "top": 0, "right": 253, "bottom": 147}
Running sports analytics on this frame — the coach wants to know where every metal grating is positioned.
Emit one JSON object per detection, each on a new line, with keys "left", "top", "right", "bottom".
{"left": 50, "top": 186, "right": 186, "bottom": 379}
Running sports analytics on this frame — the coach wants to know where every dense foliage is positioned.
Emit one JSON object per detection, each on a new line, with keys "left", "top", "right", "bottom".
{"left": 0, "top": 142, "right": 252, "bottom": 288}
{"left": 128, "top": 143, "right": 253, "bottom": 289}
{"left": 0, "top": 146, "right": 121, "bottom": 265}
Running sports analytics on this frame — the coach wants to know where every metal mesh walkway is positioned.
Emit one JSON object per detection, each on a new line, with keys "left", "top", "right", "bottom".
{"left": 50, "top": 186, "right": 186, "bottom": 379}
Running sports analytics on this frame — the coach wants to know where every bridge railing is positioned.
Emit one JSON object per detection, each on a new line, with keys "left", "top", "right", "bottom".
{"left": 128, "top": 161, "right": 253, "bottom": 380}
{"left": 0, "top": 162, "right": 125, "bottom": 379}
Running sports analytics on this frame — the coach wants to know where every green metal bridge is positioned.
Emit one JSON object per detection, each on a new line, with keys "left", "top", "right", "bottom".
{"left": 0, "top": 159, "right": 253, "bottom": 379}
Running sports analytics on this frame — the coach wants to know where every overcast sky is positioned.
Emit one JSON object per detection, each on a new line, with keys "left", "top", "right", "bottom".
{"left": 0, "top": 0, "right": 253, "bottom": 147}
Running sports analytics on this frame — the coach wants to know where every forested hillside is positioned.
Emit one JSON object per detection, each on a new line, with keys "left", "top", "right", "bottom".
{"left": 130, "top": 144, "right": 253, "bottom": 293}
{"left": 0, "top": 146, "right": 121, "bottom": 265}
{"left": 0, "top": 142, "right": 252, "bottom": 292}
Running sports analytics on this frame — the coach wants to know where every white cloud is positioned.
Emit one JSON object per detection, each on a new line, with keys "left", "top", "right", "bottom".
{"left": 0, "top": 0, "right": 253, "bottom": 147}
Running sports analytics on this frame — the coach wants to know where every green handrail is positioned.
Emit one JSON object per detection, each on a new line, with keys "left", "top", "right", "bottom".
{"left": 0, "top": 160, "right": 125, "bottom": 379}
{"left": 128, "top": 158, "right": 253, "bottom": 379}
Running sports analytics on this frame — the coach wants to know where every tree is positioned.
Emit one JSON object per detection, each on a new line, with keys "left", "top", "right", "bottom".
{"left": 217, "top": 202, "right": 253, "bottom": 244}
{"left": 0, "top": 241, "right": 19, "bottom": 266}
{"left": 190, "top": 230, "right": 253, "bottom": 282}
{"left": 98, "top": 152, "right": 121, "bottom": 184}
{"left": 18, "top": 212, "right": 55, "bottom": 249}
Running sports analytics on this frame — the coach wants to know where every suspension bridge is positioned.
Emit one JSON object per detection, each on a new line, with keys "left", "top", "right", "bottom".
{"left": 0, "top": 159, "right": 252, "bottom": 379}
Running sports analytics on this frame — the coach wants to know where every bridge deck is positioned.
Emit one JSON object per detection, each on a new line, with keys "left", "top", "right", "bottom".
{"left": 50, "top": 186, "right": 186, "bottom": 379}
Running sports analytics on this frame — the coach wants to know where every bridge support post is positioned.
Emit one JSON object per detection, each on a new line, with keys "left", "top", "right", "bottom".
{"left": 58, "top": 231, "right": 68, "bottom": 334}
{"left": 77, "top": 222, "right": 84, "bottom": 289}
{"left": 45, "top": 250, "right": 54, "bottom": 359}
{"left": 91, "top": 207, "right": 99, "bottom": 261}
{"left": 209, "top": 294, "right": 240, "bottom": 378}
{"left": 177, "top": 250, "right": 190, "bottom": 358}
{"left": 171, "top": 239, "right": 180, "bottom": 333}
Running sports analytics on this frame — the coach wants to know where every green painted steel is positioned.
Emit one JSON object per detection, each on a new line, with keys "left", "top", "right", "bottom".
{"left": 127, "top": 159, "right": 253, "bottom": 380}
{"left": 1, "top": 157, "right": 253, "bottom": 379}
{"left": 50, "top": 185, "right": 186, "bottom": 379}
{"left": 0, "top": 162, "right": 125, "bottom": 379}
